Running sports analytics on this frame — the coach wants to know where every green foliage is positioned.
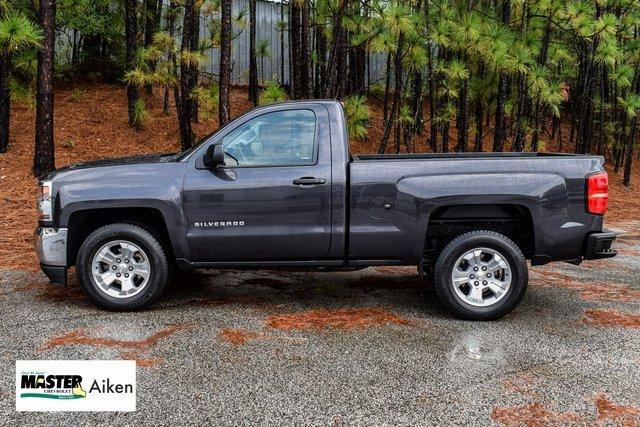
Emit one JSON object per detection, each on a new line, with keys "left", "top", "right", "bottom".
{"left": 56, "top": 0, "right": 124, "bottom": 60}
{"left": 131, "top": 99, "right": 150, "bottom": 130}
{"left": 257, "top": 39, "right": 272, "bottom": 60}
{"left": 69, "top": 89, "right": 85, "bottom": 102}
{"left": 191, "top": 83, "right": 219, "bottom": 120}
{"left": 60, "top": 139, "right": 76, "bottom": 149}
{"left": 618, "top": 94, "right": 640, "bottom": 119}
{"left": 397, "top": 105, "right": 414, "bottom": 127}
{"left": 343, "top": 95, "right": 370, "bottom": 140}
{"left": 0, "top": 12, "right": 42, "bottom": 52}
{"left": 8, "top": 77, "right": 34, "bottom": 108}
{"left": 258, "top": 81, "right": 286, "bottom": 105}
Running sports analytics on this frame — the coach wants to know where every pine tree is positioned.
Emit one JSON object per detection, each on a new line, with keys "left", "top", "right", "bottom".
{"left": 218, "top": 0, "right": 232, "bottom": 126}
{"left": 33, "top": 0, "right": 55, "bottom": 177}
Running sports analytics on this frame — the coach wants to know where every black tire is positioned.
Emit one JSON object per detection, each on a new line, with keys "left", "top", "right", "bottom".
{"left": 76, "top": 223, "right": 169, "bottom": 311}
{"left": 433, "top": 230, "right": 528, "bottom": 320}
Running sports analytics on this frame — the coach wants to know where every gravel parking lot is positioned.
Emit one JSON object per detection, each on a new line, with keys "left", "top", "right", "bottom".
{"left": 1, "top": 221, "right": 639, "bottom": 425}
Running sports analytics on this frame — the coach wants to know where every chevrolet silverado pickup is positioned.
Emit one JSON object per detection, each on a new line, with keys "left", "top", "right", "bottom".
{"left": 35, "top": 100, "right": 617, "bottom": 319}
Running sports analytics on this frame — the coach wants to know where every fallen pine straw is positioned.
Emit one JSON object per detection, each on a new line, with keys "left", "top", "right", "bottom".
{"left": 491, "top": 402, "right": 582, "bottom": 426}
{"left": 530, "top": 270, "right": 640, "bottom": 303}
{"left": 581, "top": 309, "right": 640, "bottom": 329}
{"left": 594, "top": 393, "right": 640, "bottom": 425}
{"left": 218, "top": 328, "right": 265, "bottom": 345}
{"left": 39, "top": 324, "right": 190, "bottom": 351}
{"left": 265, "top": 307, "right": 412, "bottom": 331}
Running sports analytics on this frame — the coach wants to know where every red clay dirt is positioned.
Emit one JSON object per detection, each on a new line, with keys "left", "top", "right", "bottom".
{"left": 491, "top": 402, "right": 582, "bottom": 426}
{"left": 218, "top": 328, "right": 265, "bottom": 345}
{"left": 38, "top": 324, "right": 190, "bottom": 351}
{"left": 581, "top": 309, "right": 640, "bottom": 329}
{"left": 502, "top": 373, "right": 540, "bottom": 399}
{"left": 373, "top": 266, "right": 418, "bottom": 275}
{"left": 264, "top": 307, "right": 413, "bottom": 331}
{"left": 1, "top": 83, "right": 638, "bottom": 272}
{"left": 594, "top": 394, "right": 640, "bottom": 426}
{"left": 119, "top": 350, "right": 164, "bottom": 367}
{"left": 531, "top": 270, "right": 640, "bottom": 303}
{"left": 619, "top": 247, "right": 640, "bottom": 257}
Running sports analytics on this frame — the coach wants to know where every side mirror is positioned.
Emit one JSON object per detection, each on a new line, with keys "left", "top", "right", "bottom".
{"left": 203, "top": 144, "right": 225, "bottom": 168}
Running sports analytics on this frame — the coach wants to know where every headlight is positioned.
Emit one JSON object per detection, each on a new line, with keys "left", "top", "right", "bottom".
{"left": 37, "top": 180, "right": 53, "bottom": 221}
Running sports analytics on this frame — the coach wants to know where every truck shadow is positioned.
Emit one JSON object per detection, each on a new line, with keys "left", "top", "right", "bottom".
{"left": 163, "top": 268, "right": 438, "bottom": 313}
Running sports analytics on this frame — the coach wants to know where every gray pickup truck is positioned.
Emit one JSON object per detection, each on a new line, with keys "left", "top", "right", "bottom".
{"left": 35, "top": 100, "right": 616, "bottom": 319}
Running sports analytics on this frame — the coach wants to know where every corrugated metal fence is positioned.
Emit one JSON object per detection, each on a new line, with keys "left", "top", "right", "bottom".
{"left": 55, "top": 0, "right": 389, "bottom": 86}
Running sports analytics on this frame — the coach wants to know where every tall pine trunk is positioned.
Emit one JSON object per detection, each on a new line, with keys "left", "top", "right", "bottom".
{"left": 289, "top": 1, "right": 302, "bottom": 98}
{"left": 178, "top": 0, "right": 195, "bottom": 150}
{"left": 623, "top": 117, "right": 637, "bottom": 186}
{"left": 280, "top": 1, "right": 285, "bottom": 86}
{"left": 219, "top": 0, "right": 232, "bottom": 126}
{"left": 492, "top": 0, "right": 510, "bottom": 152}
{"left": 34, "top": 0, "right": 56, "bottom": 177}
{"left": 0, "top": 53, "right": 10, "bottom": 153}
{"left": 143, "top": 0, "right": 161, "bottom": 94}
{"left": 323, "top": 0, "right": 347, "bottom": 98}
{"left": 456, "top": 77, "right": 469, "bottom": 152}
{"left": 301, "top": 0, "right": 313, "bottom": 98}
{"left": 248, "top": 0, "right": 258, "bottom": 106}
{"left": 427, "top": 44, "right": 438, "bottom": 152}
{"left": 189, "top": 6, "right": 200, "bottom": 122}
{"left": 124, "top": 0, "right": 139, "bottom": 127}
{"left": 163, "top": 0, "right": 178, "bottom": 117}
{"left": 315, "top": 24, "right": 327, "bottom": 98}
{"left": 378, "top": 32, "right": 404, "bottom": 154}
{"left": 382, "top": 52, "right": 391, "bottom": 124}
{"left": 530, "top": 15, "right": 552, "bottom": 152}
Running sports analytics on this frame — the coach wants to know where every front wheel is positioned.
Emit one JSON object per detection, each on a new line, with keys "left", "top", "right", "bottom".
{"left": 433, "top": 230, "right": 528, "bottom": 320}
{"left": 76, "top": 223, "right": 169, "bottom": 311}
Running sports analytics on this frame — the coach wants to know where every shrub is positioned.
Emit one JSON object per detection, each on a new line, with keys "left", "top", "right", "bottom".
{"left": 131, "top": 99, "right": 150, "bottom": 130}
{"left": 343, "top": 95, "right": 370, "bottom": 140}
{"left": 258, "top": 81, "right": 286, "bottom": 105}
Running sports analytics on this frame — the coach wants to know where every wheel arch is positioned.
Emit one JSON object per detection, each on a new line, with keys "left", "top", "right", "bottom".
{"left": 66, "top": 207, "right": 175, "bottom": 267}
{"left": 422, "top": 203, "right": 536, "bottom": 267}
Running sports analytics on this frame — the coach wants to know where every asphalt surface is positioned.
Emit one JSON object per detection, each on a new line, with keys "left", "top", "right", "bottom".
{"left": 1, "top": 221, "right": 640, "bottom": 425}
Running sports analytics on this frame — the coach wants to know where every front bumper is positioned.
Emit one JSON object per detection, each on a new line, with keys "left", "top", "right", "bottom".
{"left": 584, "top": 229, "right": 617, "bottom": 260}
{"left": 35, "top": 227, "right": 68, "bottom": 285}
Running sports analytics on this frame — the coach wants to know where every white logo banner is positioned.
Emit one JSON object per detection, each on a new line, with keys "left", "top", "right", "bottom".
{"left": 16, "top": 360, "right": 136, "bottom": 412}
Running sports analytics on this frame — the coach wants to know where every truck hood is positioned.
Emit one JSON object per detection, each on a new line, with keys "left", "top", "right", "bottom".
{"left": 44, "top": 153, "right": 177, "bottom": 180}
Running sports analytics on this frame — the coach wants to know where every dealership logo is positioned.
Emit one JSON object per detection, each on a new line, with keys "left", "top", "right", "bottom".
{"left": 16, "top": 361, "right": 136, "bottom": 411}
{"left": 20, "top": 373, "right": 87, "bottom": 400}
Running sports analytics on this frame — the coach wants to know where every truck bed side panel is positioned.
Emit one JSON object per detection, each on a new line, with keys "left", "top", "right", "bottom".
{"left": 348, "top": 156, "right": 604, "bottom": 264}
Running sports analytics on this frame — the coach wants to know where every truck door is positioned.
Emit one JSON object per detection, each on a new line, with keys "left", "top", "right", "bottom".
{"left": 182, "top": 105, "right": 333, "bottom": 262}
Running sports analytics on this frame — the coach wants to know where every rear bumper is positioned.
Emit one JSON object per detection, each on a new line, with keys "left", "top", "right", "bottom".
{"left": 584, "top": 229, "right": 617, "bottom": 260}
{"left": 35, "top": 227, "right": 68, "bottom": 285}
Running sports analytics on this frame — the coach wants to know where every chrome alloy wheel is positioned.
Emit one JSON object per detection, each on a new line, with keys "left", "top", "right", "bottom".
{"left": 91, "top": 240, "right": 151, "bottom": 298}
{"left": 451, "top": 247, "right": 512, "bottom": 307}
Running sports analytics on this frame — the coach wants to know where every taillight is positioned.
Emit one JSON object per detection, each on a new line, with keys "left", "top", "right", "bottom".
{"left": 586, "top": 171, "right": 608, "bottom": 215}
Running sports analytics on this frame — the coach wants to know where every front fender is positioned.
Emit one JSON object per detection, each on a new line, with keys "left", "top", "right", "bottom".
{"left": 53, "top": 163, "right": 189, "bottom": 260}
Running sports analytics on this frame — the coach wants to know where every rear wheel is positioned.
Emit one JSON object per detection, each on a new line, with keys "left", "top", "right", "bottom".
{"left": 433, "top": 230, "right": 527, "bottom": 320}
{"left": 76, "top": 223, "right": 168, "bottom": 311}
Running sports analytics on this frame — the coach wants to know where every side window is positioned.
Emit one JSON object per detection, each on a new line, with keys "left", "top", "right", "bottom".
{"left": 221, "top": 110, "right": 316, "bottom": 166}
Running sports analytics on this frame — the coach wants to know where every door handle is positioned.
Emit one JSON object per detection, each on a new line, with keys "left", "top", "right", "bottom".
{"left": 293, "top": 177, "right": 326, "bottom": 186}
